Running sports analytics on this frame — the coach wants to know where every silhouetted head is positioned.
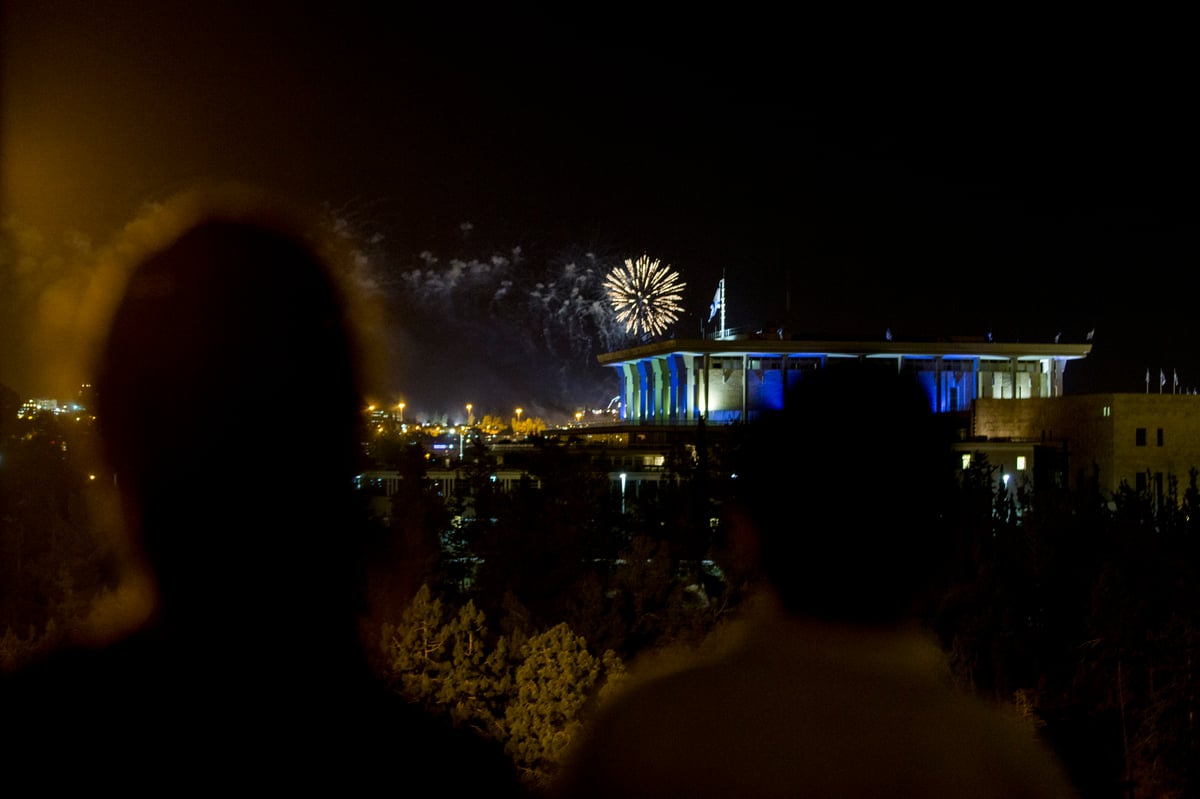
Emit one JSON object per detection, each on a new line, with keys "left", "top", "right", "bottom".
{"left": 95, "top": 210, "right": 368, "bottom": 634}
{"left": 726, "top": 360, "right": 956, "bottom": 626}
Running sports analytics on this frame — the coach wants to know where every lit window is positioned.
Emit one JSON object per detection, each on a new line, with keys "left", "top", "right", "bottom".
{"left": 961, "top": 453, "right": 971, "bottom": 470}
{"left": 1016, "top": 456, "right": 1026, "bottom": 471}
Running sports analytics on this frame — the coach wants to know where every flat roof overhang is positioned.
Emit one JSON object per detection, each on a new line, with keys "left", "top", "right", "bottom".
{"left": 597, "top": 338, "right": 1093, "bottom": 367}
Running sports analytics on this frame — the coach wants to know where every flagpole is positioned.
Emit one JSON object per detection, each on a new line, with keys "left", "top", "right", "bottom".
{"left": 719, "top": 273, "right": 725, "bottom": 338}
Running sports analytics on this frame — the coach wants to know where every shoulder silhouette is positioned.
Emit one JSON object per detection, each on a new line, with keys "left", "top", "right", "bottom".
{"left": 554, "top": 362, "right": 1078, "bottom": 799}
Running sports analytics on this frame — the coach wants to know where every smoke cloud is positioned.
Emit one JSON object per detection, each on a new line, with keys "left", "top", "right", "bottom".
{"left": 332, "top": 217, "right": 638, "bottom": 425}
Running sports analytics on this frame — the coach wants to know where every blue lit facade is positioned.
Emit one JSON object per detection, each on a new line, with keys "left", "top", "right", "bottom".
{"left": 598, "top": 337, "right": 1092, "bottom": 424}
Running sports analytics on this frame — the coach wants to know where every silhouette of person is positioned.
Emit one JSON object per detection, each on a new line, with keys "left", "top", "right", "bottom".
{"left": 553, "top": 361, "right": 1078, "bottom": 798}
{"left": 0, "top": 189, "right": 527, "bottom": 795}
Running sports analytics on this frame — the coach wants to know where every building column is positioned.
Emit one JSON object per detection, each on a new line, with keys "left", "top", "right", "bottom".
{"left": 638, "top": 359, "right": 655, "bottom": 421}
{"left": 618, "top": 361, "right": 642, "bottom": 421}
{"left": 649, "top": 357, "right": 670, "bottom": 422}
{"left": 935, "top": 355, "right": 943, "bottom": 412}
{"left": 685, "top": 354, "right": 699, "bottom": 420}
{"left": 741, "top": 354, "right": 749, "bottom": 421}
{"left": 666, "top": 354, "right": 687, "bottom": 421}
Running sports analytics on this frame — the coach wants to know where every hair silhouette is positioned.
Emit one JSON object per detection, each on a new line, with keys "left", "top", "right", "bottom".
{"left": 726, "top": 360, "right": 957, "bottom": 625}
{"left": 96, "top": 214, "right": 367, "bottom": 651}
{"left": 1, "top": 196, "right": 526, "bottom": 795}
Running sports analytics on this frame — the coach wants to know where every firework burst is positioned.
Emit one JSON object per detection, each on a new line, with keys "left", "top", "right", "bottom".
{"left": 603, "top": 254, "right": 686, "bottom": 338}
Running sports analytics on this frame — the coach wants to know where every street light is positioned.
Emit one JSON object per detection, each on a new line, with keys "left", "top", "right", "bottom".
{"left": 514, "top": 407, "right": 523, "bottom": 438}
{"left": 466, "top": 403, "right": 473, "bottom": 425}
{"left": 398, "top": 402, "right": 405, "bottom": 424}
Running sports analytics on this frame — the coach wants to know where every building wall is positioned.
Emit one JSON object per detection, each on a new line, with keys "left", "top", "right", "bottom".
{"left": 699, "top": 357, "right": 746, "bottom": 423}
{"left": 1109, "top": 394, "right": 1200, "bottom": 500}
{"left": 974, "top": 395, "right": 1113, "bottom": 493}
{"left": 972, "top": 394, "right": 1200, "bottom": 500}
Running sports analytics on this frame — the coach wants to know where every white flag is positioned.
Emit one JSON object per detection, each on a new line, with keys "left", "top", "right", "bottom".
{"left": 708, "top": 283, "right": 721, "bottom": 322}
{"left": 1161, "top": 369, "right": 1167, "bottom": 388}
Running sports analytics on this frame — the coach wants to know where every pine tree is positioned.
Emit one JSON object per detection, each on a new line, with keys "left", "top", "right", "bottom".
{"left": 437, "top": 599, "right": 512, "bottom": 740}
{"left": 385, "top": 584, "right": 449, "bottom": 706}
{"left": 503, "top": 622, "right": 603, "bottom": 789}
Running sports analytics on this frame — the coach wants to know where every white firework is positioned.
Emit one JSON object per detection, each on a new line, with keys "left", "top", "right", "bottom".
{"left": 603, "top": 254, "right": 687, "bottom": 337}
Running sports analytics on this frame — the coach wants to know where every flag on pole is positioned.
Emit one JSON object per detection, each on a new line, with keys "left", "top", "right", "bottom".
{"left": 1174, "top": 369, "right": 1180, "bottom": 393}
{"left": 1146, "top": 368, "right": 1150, "bottom": 393}
{"left": 1161, "top": 368, "right": 1167, "bottom": 393}
{"left": 708, "top": 282, "right": 722, "bottom": 322}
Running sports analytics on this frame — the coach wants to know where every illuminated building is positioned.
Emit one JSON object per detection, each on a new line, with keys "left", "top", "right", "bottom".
{"left": 597, "top": 332, "right": 1200, "bottom": 505}
{"left": 598, "top": 334, "right": 1092, "bottom": 424}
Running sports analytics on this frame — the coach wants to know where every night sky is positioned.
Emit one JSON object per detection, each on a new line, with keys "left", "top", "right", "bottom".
{"left": 2, "top": 4, "right": 1196, "bottom": 417}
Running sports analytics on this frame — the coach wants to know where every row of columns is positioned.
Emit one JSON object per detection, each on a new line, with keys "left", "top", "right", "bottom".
{"left": 614, "top": 353, "right": 1069, "bottom": 424}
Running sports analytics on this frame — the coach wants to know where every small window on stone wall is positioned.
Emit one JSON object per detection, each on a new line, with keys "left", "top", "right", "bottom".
{"left": 1136, "top": 428, "right": 1146, "bottom": 447}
